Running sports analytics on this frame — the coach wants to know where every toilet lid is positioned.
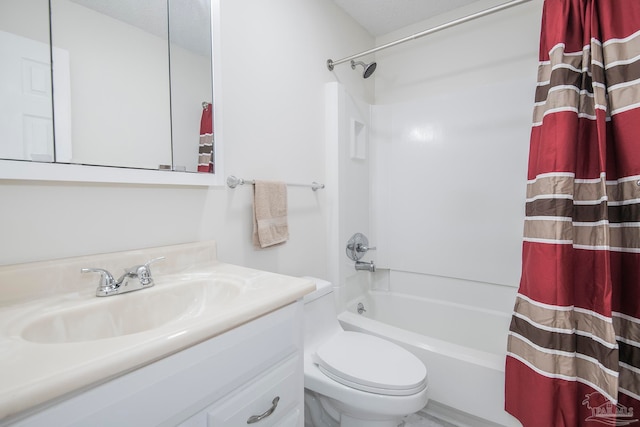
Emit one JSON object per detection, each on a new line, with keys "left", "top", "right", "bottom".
{"left": 315, "top": 331, "right": 427, "bottom": 396}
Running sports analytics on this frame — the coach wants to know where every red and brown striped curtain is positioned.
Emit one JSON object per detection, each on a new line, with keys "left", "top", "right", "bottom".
{"left": 198, "top": 102, "right": 214, "bottom": 173}
{"left": 506, "top": 0, "right": 640, "bottom": 425}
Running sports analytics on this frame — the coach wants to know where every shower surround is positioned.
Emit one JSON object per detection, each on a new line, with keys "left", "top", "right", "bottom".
{"left": 326, "top": 75, "right": 533, "bottom": 425}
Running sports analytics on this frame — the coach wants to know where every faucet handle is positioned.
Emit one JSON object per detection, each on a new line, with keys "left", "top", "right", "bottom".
{"left": 81, "top": 268, "right": 117, "bottom": 290}
{"left": 144, "top": 256, "right": 165, "bottom": 268}
{"left": 135, "top": 256, "right": 165, "bottom": 286}
{"left": 356, "top": 243, "right": 376, "bottom": 253}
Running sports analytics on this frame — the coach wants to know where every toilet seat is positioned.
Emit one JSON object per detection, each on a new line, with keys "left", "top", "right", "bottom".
{"left": 314, "top": 331, "right": 427, "bottom": 396}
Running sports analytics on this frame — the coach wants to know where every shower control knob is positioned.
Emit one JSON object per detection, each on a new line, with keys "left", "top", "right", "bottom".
{"left": 346, "top": 233, "right": 375, "bottom": 261}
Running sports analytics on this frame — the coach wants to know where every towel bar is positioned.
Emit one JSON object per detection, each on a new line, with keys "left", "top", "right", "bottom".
{"left": 226, "top": 175, "right": 325, "bottom": 191}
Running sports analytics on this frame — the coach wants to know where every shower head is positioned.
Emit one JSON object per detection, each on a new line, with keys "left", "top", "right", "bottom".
{"left": 350, "top": 60, "right": 377, "bottom": 79}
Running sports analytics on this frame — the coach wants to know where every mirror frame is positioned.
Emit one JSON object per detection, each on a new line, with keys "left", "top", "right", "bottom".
{"left": 0, "top": 0, "right": 223, "bottom": 187}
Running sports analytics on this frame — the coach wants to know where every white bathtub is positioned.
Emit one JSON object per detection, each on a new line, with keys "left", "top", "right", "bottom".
{"left": 337, "top": 275, "right": 521, "bottom": 427}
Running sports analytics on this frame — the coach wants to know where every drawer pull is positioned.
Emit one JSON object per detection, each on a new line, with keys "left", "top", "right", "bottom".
{"left": 247, "top": 396, "right": 280, "bottom": 424}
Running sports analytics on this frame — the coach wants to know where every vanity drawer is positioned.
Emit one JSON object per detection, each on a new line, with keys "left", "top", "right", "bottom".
{"left": 206, "top": 355, "right": 302, "bottom": 426}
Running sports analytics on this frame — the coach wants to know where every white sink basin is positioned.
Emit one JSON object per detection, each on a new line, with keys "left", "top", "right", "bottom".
{"left": 20, "top": 278, "right": 241, "bottom": 343}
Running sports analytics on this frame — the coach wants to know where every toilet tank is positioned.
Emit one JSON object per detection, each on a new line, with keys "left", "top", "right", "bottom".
{"left": 301, "top": 277, "right": 343, "bottom": 353}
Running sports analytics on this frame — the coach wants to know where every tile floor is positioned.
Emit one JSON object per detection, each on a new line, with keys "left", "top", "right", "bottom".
{"left": 401, "top": 413, "right": 458, "bottom": 427}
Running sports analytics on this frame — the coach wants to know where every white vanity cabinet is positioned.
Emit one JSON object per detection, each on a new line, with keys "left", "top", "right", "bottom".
{"left": 6, "top": 302, "right": 304, "bottom": 427}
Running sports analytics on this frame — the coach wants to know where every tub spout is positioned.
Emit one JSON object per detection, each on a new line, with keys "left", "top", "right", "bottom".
{"left": 355, "top": 260, "right": 375, "bottom": 272}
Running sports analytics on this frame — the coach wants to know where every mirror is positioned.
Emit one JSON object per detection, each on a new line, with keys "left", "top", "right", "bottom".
{"left": 0, "top": 1, "right": 54, "bottom": 163}
{"left": 168, "top": 0, "right": 214, "bottom": 173}
{"left": 0, "top": 0, "right": 215, "bottom": 175}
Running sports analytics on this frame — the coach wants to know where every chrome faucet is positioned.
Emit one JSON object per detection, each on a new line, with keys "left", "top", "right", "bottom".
{"left": 355, "top": 260, "right": 376, "bottom": 272}
{"left": 346, "top": 233, "right": 377, "bottom": 272}
{"left": 81, "top": 257, "right": 164, "bottom": 297}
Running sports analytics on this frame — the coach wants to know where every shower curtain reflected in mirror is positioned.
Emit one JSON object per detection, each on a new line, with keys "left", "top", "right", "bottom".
{"left": 506, "top": 0, "right": 640, "bottom": 425}
{"left": 198, "top": 102, "right": 213, "bottom": 173}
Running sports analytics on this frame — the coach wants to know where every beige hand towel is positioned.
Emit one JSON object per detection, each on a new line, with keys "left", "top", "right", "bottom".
{"left": 252, "top": 181, "right": 289, "bottom": 248}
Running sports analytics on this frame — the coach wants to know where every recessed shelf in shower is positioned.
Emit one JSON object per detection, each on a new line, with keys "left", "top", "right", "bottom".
{"left": 350, "top": 118, "right": 367, "bottom": 160}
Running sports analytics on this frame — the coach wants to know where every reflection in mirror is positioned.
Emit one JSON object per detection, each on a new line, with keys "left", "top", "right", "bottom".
{"left": 51, "top": 0, "right": 172, "bottom": 170}
{"left": 0, "top": 1, "right": 54, "bottom": 163}
{"left": 168, "top": 0, "right": 214, "bottom": 173}
{"left": 0, "top": 0, "right": 218, "bottom": 182}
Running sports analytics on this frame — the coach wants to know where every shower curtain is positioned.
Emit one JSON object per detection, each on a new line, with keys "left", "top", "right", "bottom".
{"left": 198, "top": 102, "right": 213, "bottom": 173}
{"left": 505, "top": 0, "right": 640, "bottom": 426}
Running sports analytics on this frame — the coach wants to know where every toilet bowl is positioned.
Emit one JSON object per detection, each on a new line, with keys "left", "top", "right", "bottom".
{"left": 302, "top": 277, "right": 428, "bottom": 427}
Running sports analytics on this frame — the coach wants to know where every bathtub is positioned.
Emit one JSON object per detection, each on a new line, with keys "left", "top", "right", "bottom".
{"left": 337, "top": 275, "right": 521, "bottom": 427}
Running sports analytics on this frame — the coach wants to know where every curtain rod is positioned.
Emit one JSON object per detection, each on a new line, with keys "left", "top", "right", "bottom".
{"left": 326, "top": 0, "right": 533, "bottom": 71}
{"left": 226, "top": 175, "right": 325, "bottom": 191}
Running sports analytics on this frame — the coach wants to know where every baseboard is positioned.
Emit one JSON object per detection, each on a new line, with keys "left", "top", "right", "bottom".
{"left": 420, "top": 401, "right": 512, "bottom": 427}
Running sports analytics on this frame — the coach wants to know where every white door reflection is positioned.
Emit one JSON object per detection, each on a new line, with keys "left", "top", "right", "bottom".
{"left": 0, "top": 30, "right": 53, "bottom": 162}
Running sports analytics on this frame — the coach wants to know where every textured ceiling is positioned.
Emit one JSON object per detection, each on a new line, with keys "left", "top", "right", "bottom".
{"left": 333, "top": 0, "right": 485, "bottom": 36}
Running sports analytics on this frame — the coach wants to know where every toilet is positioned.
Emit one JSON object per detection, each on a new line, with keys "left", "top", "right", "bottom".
{"left": 302, "top": 277, "right": 428, "bottom": 427}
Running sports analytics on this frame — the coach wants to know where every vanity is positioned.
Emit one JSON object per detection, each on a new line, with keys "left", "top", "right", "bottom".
{"left": 0, "top": 241, "right": 315, "bottom": 426}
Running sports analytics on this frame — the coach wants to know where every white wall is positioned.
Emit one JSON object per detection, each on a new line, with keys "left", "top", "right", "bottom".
{"left": 371, "top": 0, "right": 543, "bottom": 296}
{"left": 0, "top": 0, "right": 374, "bottom": 284}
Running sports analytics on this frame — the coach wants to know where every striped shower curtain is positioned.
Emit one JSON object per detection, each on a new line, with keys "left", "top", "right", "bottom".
{"left": 505, "top": 0, "right": 640, "bottom": 426}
